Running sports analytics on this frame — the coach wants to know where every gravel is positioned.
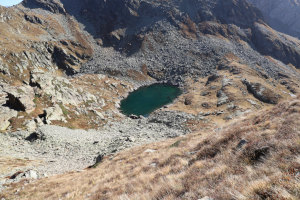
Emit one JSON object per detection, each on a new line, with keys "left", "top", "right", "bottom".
{"left": 0, "top": 110, "right": 194, "bottom": 190}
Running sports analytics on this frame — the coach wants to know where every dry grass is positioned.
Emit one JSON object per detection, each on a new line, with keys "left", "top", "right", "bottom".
{"left": 1, "top": 96, "right": 300, "bottom": 200}
{"left": 180, "top": 16, "right": 198, "bottom": 39}
{"left": 167, "top": 56, "right": 297, "bottom": 126}
{"left": 0, "top": 158, "right": 36, "bottom": 175}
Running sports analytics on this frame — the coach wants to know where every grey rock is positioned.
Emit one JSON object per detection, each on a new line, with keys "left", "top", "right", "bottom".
{"left": 24, "top": 170, "right": 39, "bottom": 179}
{"left": 0, "top": 59, "right": 10, "bottom": 75}
{"left": 144, "top": 149, "right": 156, "bottom": 153}
{"left": 237, "top": 139, "right": 248, "bottom": 149}
{"left": 242, "top": 79, "right": 281, "bottom": 104}
{"left": 3, "top": 85, "right": 35, "bottom": 113}
{"left": 0, "top": 107, "right": 18, "bottom": 131}
{"left": 24, "top": 120, "right": 37, "bottom": 132}
{"left": 217, "top": 90, "right": 230, "bottom": 107}
{"left": 201, "top": 91, "right": 210, "bottom": 96}
{"left": 44, "top": 104, "right": 66, "bottom": 124}
{"left": 206, "top": 74, "right": 220, "bottom": 86}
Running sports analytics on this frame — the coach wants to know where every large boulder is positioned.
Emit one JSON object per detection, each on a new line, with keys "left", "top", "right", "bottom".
{"left": 242, "top": 79, "right": 281, "bottom": 104}
{"left": 3, "top": 85, "right": 35, "bottom": 113}
{"left": 44, "top": 104, "right": 67, "bottom": 124}
{"left": 217, "top": 89, "right": 230, "bottom": 107}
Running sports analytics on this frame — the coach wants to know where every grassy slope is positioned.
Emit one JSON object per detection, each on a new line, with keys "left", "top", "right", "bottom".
{"left": 1, "top": 96, "right": 300, "bottom": 200}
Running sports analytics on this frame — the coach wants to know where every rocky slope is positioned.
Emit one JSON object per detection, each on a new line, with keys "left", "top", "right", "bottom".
{"left": 248, "top": 0, "right": 300, "bottom": 38}
{"left": 0, "top": 0, "right": 300, "bottom": 195}
{"left": 2, "top": 94, "right": 300, "bottom": 200}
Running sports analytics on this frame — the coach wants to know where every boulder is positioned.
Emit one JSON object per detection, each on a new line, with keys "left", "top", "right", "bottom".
{"left": 93, "top": 110, "right": 105, "bottom": 120}
{"left": 95, "top": 154, "right": 104, "bottom": 164}
{"left": 129, "top": 114, "right": 140, "bottom": 119}
{"left": 44, "top": 104, "right": 66, "bottom": 124}
{"left": 25, "top": 129, "right": 47, "bottom": 142}
{"left": 3, "top": 85, "right": 35, "bottom": 113}
{"left": 24, "top": 119, "right": 37, "bottom": 132}
{"left": 201, "top": 91, "right": 210, "bottom": 96}
{"left": 242, "top": 79, "right": 281, "bottom": 104}
{"left": 0, "top": 107, "right": 17, "bottom": 131}
{"left": 24, "top": 14, "right": 44, "bottom": 25}
{"left": 0, "top": 59, "right": 10, "bottom": 75}
{"left": 24, "top": 170, "right": 39, "bottom": 179}
{"left": 217, "top": 90, "right": 229, "bottom": 107}
{"left": 184, "top": 95, "right": 193, "bottom": 105}
{"left": 236, "top": 139, "right": 248, "bottom": 149}
{"left": 201, "top": 102, "right": 211, "bottom": 109}
{"left": 206, "top": 74, "right": 220, "bottom": 86}
{"left": 144, "top": 149, "right": 156, "bottom": 153}
{"left": 11, "top": 170, "right": 39, "bottom": 181}
{"left": 89, "top": 154, "right": 104, "bottom": 168}
{"left": 221, "top": 77, "right": 232, "bottom": 88}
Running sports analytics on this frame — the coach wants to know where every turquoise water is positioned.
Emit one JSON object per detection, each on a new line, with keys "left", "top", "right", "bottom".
{"left": 120, "top": 84, "right": 182, "bottom": 116}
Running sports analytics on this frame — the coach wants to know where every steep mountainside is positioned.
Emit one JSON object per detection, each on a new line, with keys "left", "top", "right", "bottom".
{"left": 248, "top": 0, "right": 300, "bottom": 38}
{"left": 0, "top": 0, "right": 300, "bottom": 197}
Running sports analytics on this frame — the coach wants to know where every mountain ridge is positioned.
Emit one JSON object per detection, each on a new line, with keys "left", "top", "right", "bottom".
{"left": 0, "top": 0, "right": 300, "bottom": 198}
{"left": 248, "top": 0, "right": 300, "bottom": 38}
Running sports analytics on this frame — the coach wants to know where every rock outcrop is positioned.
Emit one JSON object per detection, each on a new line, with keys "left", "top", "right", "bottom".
{"left": 242, "top": 79, "right": 281, "bottom": 104}
{"left": 252, "top": 23, "right": 300, "bottom": 69}
{"left": 43, "top": 104, "right": 66, "bottom": 124}
{"left": 3, "top": 85, "right": 35, "bottom": 113}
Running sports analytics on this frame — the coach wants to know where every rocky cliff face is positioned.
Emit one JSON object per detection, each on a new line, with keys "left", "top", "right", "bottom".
{"left": 248, "top": 0, "right": 300, "bottom": 38}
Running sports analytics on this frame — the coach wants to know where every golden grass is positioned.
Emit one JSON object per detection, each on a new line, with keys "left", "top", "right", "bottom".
{"left": 1, "top": 96, "right": 300, "bottom": 200}
{"left": 167, "top": 58, "right": 297, "bottom": 126}
{"left": 0, "top": 158, "right": 35, "bottom": 176}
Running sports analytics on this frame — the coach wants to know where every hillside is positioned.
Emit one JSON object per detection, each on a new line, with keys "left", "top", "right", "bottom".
{"left": 248, "top": 0, "right": 300, "bottom": 38}
{"left": 0, "top": 0, "right": 299, "bottom": 131}
{"left": 0, "top": 0, "right": 300, "bottom": 198}
{"left": 1, "top": 95, "right": 299, "bottom": 199}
